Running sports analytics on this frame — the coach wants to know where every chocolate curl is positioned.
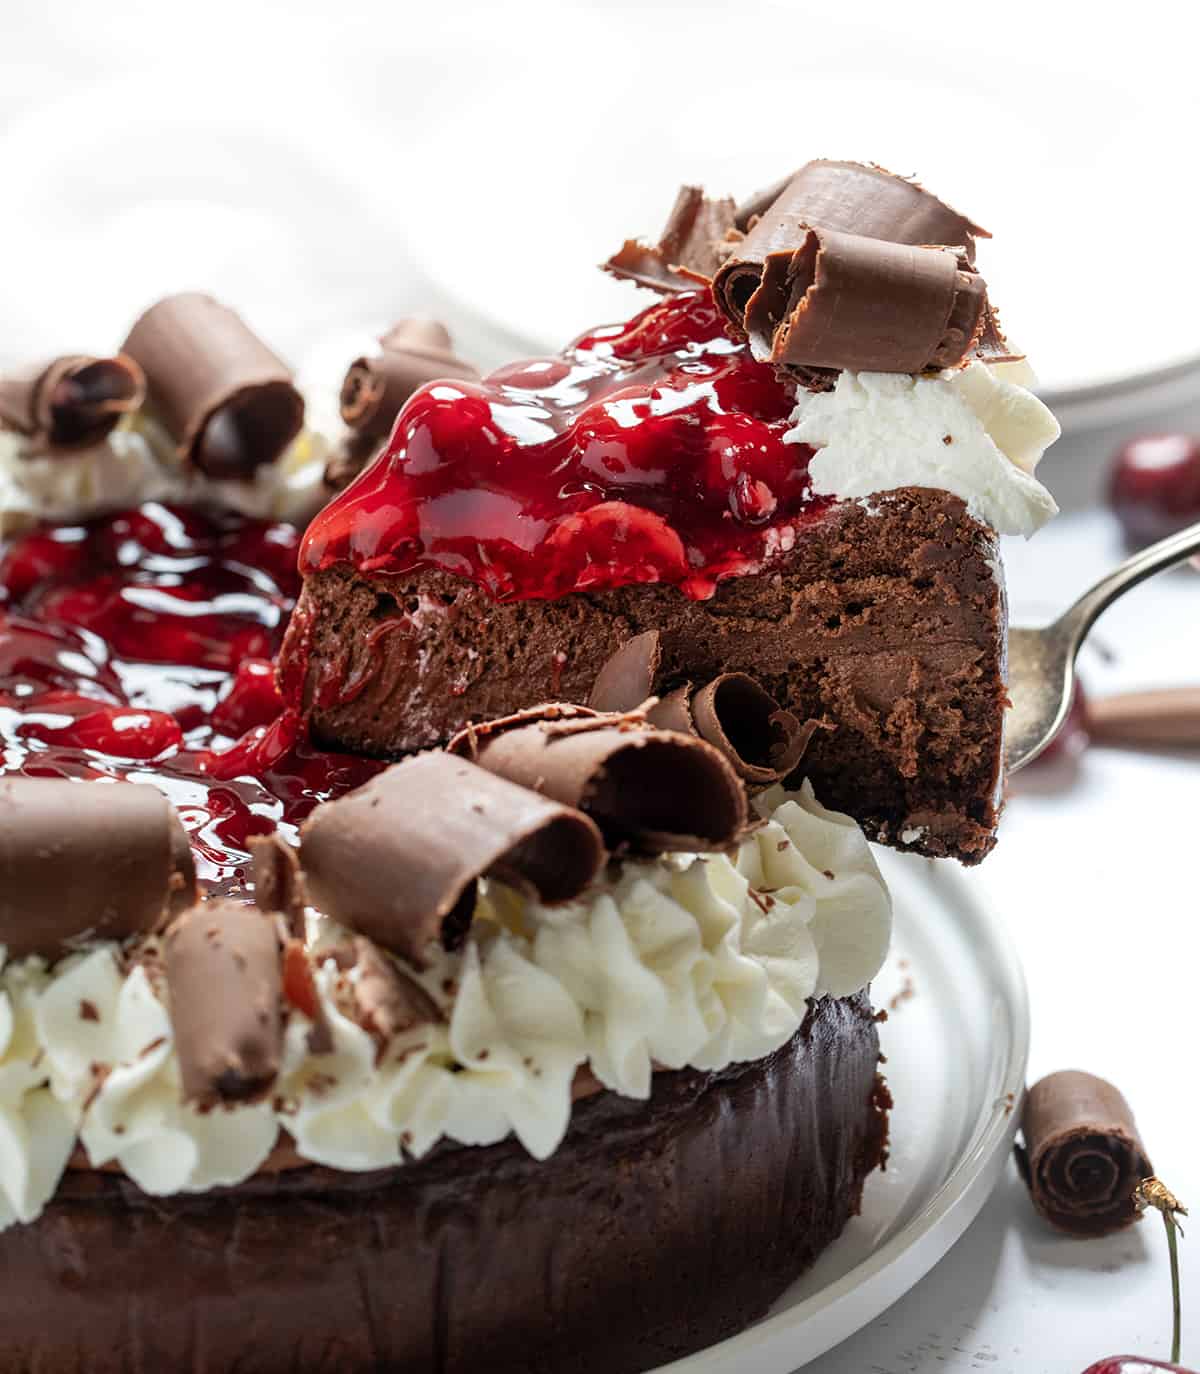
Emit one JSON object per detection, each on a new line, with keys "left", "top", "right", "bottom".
{"left": 0, "top": 778, "right": 196, "bottom": 962}
{"left": 649, "top": 675, "right": 816, "bottom": 788}
{"left": 122, "top": 292, "right": 304, "bottom": 480}
{"left": 250, "top": 832, "right": 307, "bottom": 938}
{"left": 0, "top": 354, "right": 145, "bottom": 453}
{"left": 727, "top": 226, "right": 988, "bottom": 375}
{"left": 588, "top": 630, "right": 663, "bottom": 713}
{"left": 164, "top": 899, "right": 284, "bottom": 1106}
{"left": 604, "top": 185, "right": 739, "bottom": 292}
{"left": 339, "top": 319, "right": 478, "bottom": 442}
{"left": 713, "top": 159, "right": 1000, "bottom": 377}
{"left": 323, "top": 431, "right": 384, "bottom": 493}
{"left": 298, "top": 752, "right": 605, "bottom": 968}
{"left": 351, "top": 937, "right": 441, "bottom": 1048}
{"left": 450, "top": 704, "right": 748, "bottom": 853}
{"left": 1016, "top": 1070, "right": 1153, "bottom": 1237}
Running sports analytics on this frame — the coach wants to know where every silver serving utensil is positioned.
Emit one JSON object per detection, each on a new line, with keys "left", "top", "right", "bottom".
{"left": 1006, "top": 520, "right": 1200, "bottom": 772}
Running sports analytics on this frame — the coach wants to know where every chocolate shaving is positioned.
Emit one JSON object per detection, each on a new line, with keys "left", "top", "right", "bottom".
{"left": 122, "top": 293, "right": 304, "bottom": 479}
{"left": 250, "top": 833, "right": 307, "bottom": 938}
{"left": 298, "top": 752, "right": 605, "bottom": 968}
{"left": 449, "top": 703, "right": 748, "bottom": 853}
{"left": 1016, "top": 1070, "right": 1153, "bottom": 1237}
{"left": 712, "top": 160, "right": 1006, "bottom": 378}
{"left": 588, "top": 630, "right": 663, "bottom": 713}
{"left": 0, "top": 354, "right": 145, "bottom": 453}
{"left": 0, "top": 778, "right": 197, "bottom": 962}
{"left": 589, "top": 634, "right": 815, "bottom": 786}
{"left": 351, "top": 937, "right": 441, "bottom": 1048}
{"left": 604, "top": 185, "right": 739, "bottom": 292}
{"left": 164, "top": 899, "right": 284, "bottom": 1107}
{"left": 659, "top": 674, "right": 816, "bottom": 787}
{"left": 339, "top": 319, "right": 478, "bottom": 442}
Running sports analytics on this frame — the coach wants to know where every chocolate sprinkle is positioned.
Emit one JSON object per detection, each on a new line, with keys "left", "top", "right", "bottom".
{"left": 1016, "top": 1070, "right": 1153, "bottom": 1237}
{"left": 122, "top": 293, "right": 304, "bottom": 479}
{"left": 0, "top": 354, "right": 145, "bottom": 453}
{"left": 298, "top": 752, "right": 605, "bottom": 968}
{"left": 164, "top": 899, "right": 284, "bottom": 1107}
{"left": 0, "top": 778, "right": 196, "bottom": 962}
{"left": 450, "top": 703, "right": 747, "bottom": 853}
{"left": 339, "top": 319, "right": 478, "bottom": 442}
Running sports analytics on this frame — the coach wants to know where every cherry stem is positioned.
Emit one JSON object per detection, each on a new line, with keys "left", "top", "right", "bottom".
{"left": 1135, "top": 1177, "right": 1187, "bottom": 1365}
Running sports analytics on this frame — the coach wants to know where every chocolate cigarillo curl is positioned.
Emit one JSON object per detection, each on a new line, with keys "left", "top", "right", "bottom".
{"left": 0, "top": 354, "right": 145, "bottom": 453}
{"left": 164, "top": 900, "right": 284, "bottom": 1107}
{"left": 122, "top": 293, "right": 304, "bottom": 480}
{"left": 299, "top": 752, "right": 605, "bottom": 968}
{"left": 650, "top": 676, "right": 817, "bottom": 788}
{"left": 1017, "top": 1070, "right": 1153, "bottom": 1237}
{"left": 0, "top": 778, "right": 197, "bottom": 962}
{"left": 339, "top": 319, "right": 479, "bottom": 442}
{"left": 604, "top": 185, "right": 739, "bottom": 293}
{"left": 450, "top": 704, "right": 748, "bottom": 853}
{"left": 588, "top": 632, "right": 815, "bottom": 787}
{"left": 712, "top": 160, "right": 1012, "bottom": 378}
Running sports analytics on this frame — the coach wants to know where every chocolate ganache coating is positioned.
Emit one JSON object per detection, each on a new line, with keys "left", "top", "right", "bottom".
{"left": 0, "top": 995, "right": 886, "bottom": 1374}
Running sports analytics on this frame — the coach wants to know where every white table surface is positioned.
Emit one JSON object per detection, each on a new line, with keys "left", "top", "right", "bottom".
{"left": 1, "top": 5, "right": 1198, "bottom": 1370}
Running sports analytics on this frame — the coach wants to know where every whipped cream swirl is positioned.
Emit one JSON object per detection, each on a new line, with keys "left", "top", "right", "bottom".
{"left": 785, "top": 360, "right": 1061, "bottom": 537}
{"left": 0, "top": 782, "right": 891, "bottom": 1230}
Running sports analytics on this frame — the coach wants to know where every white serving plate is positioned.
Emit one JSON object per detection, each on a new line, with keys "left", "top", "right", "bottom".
{"left": 654, "top": 847, "right": 1029, "bottom": 1373}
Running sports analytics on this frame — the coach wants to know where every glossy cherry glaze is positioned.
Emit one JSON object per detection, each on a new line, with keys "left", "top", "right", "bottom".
{"left": 0, "top": 503, "right": 381, "bottom": 894}
{"left": 1082, "top": 1360, "right": 1195, "bottom": 1373}
{"left": 301, "top": 289, "right": 824, "bottom": 601}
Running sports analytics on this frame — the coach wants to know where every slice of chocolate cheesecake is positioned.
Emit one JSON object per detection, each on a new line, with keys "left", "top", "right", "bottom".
{"left": 280, "top": 161, "right": 1060, "bottom": 864}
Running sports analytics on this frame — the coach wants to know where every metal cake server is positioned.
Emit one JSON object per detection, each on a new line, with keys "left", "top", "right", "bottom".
{"left": 1006, "top": 519, "right": 1200, "bottom": 772}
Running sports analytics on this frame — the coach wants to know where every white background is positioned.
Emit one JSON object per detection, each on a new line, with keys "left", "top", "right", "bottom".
{"left": 1, "top": 3, "right": 1198, "bottom": 1370}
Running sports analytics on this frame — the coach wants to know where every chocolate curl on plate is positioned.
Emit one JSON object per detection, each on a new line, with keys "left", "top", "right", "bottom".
{"left": 339, "top": 319, "right": 478, "bottom": 443}
{"left": 122, "top": 292, "right": 304, "bottom": 480}
{"left": 164, "top": 899, "right": 284, "bottom": 1106}
{"left": 0, "top": 354, "right": 145, "bottom": 453}
{"left": 450, "top": 703, "right": 748, "bottom": 853}
{"left": 1016, "top": 1070, "right": 1154, "bottom": 1236}
{"left": 250, "top": 832, "right": 307, "bottom": 938}
{"left": 713, "top": 159, "right": 1002, "bottom": 378}
{"left": 649, "top": 675, "right": 816, "bottom": 788}
{"left": 604, "top": 185, "right": 739, "bottom": 292}
{"left": 0, "top": 777, "right": 197, "bottom": 962}
{"left": 351, "top": 937, "right": 441, "bottom": 1046}
{"left": 298, "top": 752, "right": 605, "bottom": 968}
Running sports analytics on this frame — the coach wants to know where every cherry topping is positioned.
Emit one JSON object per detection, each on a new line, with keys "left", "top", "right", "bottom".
{"left": 1109, "top": 433, "right": 1200, "bottom": 549}
{"left": 1081, "top": 1360, "right": 1195, "bottom": 1372}
{"left": 0, "top": 502, "right": 381, "bottom": 892}
{"left": 299, "top": 289, "right": 826, "bottom": 603}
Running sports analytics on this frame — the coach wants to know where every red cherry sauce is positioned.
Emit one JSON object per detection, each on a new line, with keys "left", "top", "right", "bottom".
{"left": 0, "top": 503, "right": 381, "bottom": 894}
{"left": 300, "top": 289, "right": 824, "bottom": 601}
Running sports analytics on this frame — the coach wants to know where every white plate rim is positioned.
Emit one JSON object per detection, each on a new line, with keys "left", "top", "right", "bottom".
{"left": 652, "top": 856, "right": 1031, "bottom": 1373}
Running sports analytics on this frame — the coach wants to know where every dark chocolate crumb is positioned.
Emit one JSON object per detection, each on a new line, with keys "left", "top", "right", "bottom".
{"left": 79, "top": 999, "right": 100, "bottom": 1023}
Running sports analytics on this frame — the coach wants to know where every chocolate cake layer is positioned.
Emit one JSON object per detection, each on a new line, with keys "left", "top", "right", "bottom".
{"left": 283, "top": 488, "right": 1006, "bottom": 862}
{"left": 0, "top": 994, "right": 886, "bottom": 1374}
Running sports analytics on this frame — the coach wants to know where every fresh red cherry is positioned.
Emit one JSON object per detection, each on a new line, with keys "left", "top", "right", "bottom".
{"left": 1081, "top": 1359, "right": 1195, "bottom": 1372}
{"left": 1109, "top": 433, "right": 1200, "bottom": 549}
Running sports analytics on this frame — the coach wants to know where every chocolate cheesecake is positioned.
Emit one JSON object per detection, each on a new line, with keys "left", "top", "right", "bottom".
{"left": 280, "top": 162, "right": 1059, "bottom": 865}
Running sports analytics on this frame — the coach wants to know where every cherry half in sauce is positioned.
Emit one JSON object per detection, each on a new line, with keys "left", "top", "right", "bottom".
{"left": 0, "top": 502, "right": 381, "bottom": 894}
{"left": 300, "top": 289, "right": 824, "bottom": 602}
